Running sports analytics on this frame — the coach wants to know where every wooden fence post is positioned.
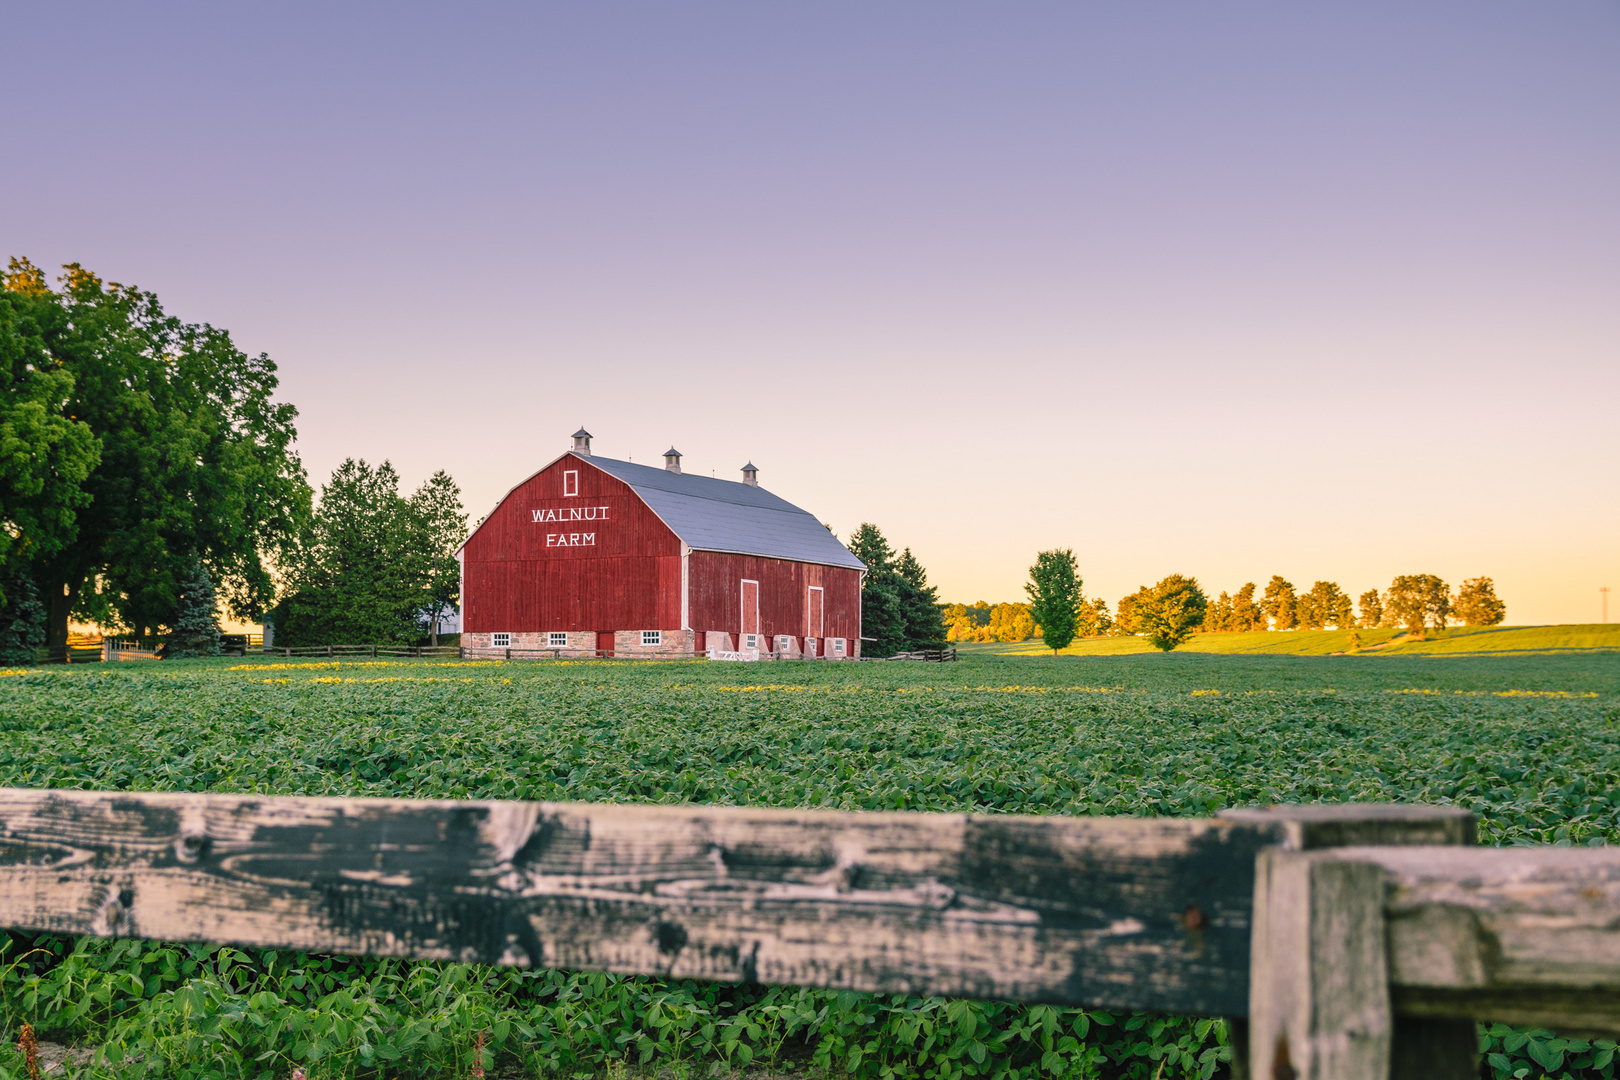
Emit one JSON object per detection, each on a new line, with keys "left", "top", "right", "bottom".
{"left": 1219, "top": 805, "right": 1478, "bottom": 1080}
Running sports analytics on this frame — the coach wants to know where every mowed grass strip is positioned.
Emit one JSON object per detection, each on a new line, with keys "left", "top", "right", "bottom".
{"left": 964, "top": 622, "right": 1620, "bottom": 658}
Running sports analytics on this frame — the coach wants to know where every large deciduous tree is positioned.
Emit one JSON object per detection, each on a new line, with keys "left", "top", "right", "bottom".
{"left": 1385, "top": 574, "right": 1450, "bottom": 637}
{"left": 5, "top": 259, "right": 310, "bottom": 647}
{"left": 0, "top": 262, "right": 100, "bottom": 602}
{"left": 1453, "top": 577, "right": 1506, "bottom": 627}
{"left": 1134, "top": 574, "right": 1209, "bottom": 652}
{"left": 1025, "top": 548, "right": 1083, "bottom": 654}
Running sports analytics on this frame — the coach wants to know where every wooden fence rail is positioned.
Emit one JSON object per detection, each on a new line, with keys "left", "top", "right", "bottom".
{"left": 0, "top": 788, "right": 1611, "bottom": 1079}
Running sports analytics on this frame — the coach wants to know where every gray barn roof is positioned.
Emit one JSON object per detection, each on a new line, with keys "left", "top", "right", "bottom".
{"left": 587, "top": 456, "right": 865, "bottom": 570}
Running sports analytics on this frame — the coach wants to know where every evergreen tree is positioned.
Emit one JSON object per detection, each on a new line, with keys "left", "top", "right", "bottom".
{"left": 1024, "top": 548, "right": 1082, "bottom": 654}
{"left": 1453, "top": 577, "right": 1506, "bottom": 626}
{"left": 847, "top": 523, "right": 905, "bottom": 657}
{"left": 1135, "top": 574, "right": 1209, "bottom": 652}
{"left": 893, "top": 548, "right": 947, "bottom": 646}
{"left": 0, "top": 572, "right": 46, "bottom": 664}
{"left": 168, "top": 557, "right": 222, "bottom": 658}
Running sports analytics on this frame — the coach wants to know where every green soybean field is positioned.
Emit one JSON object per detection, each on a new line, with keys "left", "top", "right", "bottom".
{"left": 0, "top": 649, "right": 1616, "bottom": 1080}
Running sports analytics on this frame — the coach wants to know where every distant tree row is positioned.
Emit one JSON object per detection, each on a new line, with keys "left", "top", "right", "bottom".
{"left": 942, "top": 569, "right": 1508, "bottom": 654}
{"left": 846, "top": 524, "right": 947, "bottom": 657}
{"left": 1202, "top": 574, "right": 1505, "bottom": 634}
{"left": 942, "top": 601, "right": 1037, "bottom": 643}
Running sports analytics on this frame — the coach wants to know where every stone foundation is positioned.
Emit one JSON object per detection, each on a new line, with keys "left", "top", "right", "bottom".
{"left": 462, "top": 631, "right": 597, "bottom": 657}
{"left": 611, "top": 629, "right": 695, "bottom": 657}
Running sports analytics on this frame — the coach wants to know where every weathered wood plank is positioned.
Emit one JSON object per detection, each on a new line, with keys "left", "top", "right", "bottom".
{"left": 0, "top": 788, "right": 1278, "bottom": 1015}
{"left": 1249, "top": 849, "right": 1392, "bottom": 1080}
{"left": 1337, "top": 845, "right": 1620, "bottom": 1034}
{"left": 1219, "top": 804, "right": 1476, "bottom": 850}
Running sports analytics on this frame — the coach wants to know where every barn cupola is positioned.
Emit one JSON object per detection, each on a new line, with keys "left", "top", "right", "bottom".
{"left": 571, "top": 428, "right": 592, "bottom": 456}
{"left": 741, "top": 462, "right": 758, "bottom": 487}
{"left": 663, "top": 447, "right": 682, "bottom": 473}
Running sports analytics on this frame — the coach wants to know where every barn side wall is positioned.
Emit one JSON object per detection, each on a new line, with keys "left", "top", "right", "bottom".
{"left": 462, "top": 456, "right": 681, "bottom": 633}
{"left": 687, "top": 552, "right": 862, "bottom": 647}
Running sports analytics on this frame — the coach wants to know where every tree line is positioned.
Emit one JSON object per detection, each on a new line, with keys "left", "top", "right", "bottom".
{"left": 0, "top": 258, "right": 466, "bottom": 661}
{"left": 969, "top": 555, "right": 1508, "bottom": 654}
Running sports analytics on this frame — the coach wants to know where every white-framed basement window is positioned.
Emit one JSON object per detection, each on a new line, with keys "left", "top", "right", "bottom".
{"left": 491, "top": 632, "right": 512, "bottom": 648}
{"left": 743, "top": 633, "right": 758, "bottom": 650}
{"left": 548, "top": 632, "right": 568, "bottom": 648}
{"left": 777, "top": 635, "right": 792, "bottom": 652}
{"left": 642, "top": 630, "right": 662, "bottom": 646}
{"left": 832, "top": 638, "right": 846, "bottom": 655}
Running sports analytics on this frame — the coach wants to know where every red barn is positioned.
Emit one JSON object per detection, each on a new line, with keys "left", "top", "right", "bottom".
{"left": 458, "top": 430, "right": 865, "bottom": 658}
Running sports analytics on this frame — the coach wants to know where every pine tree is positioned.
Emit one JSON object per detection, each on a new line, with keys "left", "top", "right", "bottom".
{"left": 0, "top": 573, "right": 46, "bottom": 664}
{"left": 168, "top": 558, "right": 222, "bottom": 659}
{"left": 893, "top": 548, "right": 947, "bottom": 646}
{"left": 847, "top": 523, "right": 905, "bottom": 656}
{"left": 1024, "top": 549, "right": 1083, "bottom": 654}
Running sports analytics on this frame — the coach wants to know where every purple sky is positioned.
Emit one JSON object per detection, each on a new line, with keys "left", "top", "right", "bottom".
{"left": 5, "top": 3, "right": 1616, "bottom": 624}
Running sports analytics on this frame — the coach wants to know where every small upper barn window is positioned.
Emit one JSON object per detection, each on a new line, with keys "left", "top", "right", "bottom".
{"left": 563, "top": 470, "right": 579, "bottom": 497}
{"left": 642, "top": 630, "right": 662, "bottom": 646}
{"left": 548, "top": 632, "right": 567, "bottom": 648}
{"left": 492, "top": 632, "right": 512, "bottom": 648}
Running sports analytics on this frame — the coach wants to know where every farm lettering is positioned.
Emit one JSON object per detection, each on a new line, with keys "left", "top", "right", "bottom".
{"left": 547, "top": 532, "right": 595, "bottom": 547}
{"left": 533, "top": 506, "right": 610, "bottom": 523}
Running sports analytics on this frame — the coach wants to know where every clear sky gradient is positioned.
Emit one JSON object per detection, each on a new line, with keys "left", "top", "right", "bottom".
{"left": 4, "top": 3, "right": 1616, "bottom": 624}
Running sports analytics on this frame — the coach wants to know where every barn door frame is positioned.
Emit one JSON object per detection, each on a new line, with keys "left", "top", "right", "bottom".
{"left": 807, "top": 585, "right": 824, "bottom": 639}
{"left": 740, "top": 579, "right": 760, "bottom": 653}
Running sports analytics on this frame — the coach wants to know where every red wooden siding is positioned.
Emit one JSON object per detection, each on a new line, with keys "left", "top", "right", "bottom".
{"left": 463, "top": 457, "right": 682, "bottom": 632}
{"left": 686, "top": 552, "right": 861, "bottom": 643}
